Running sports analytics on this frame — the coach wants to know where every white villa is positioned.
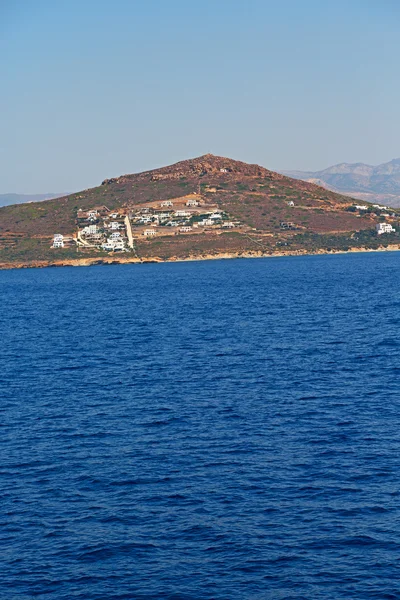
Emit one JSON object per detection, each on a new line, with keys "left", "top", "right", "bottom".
{"left": 179, "top": 226, "right": 192, "bottom": 233}
{"left": 186, "top": 199, "right": 199, "bottom": 206}
{"left": 102, "top": 238, "right": 125, "bottom": 251}
{"left": 109, "top": 221, "right": 121, "bottom": 230}
{"left": 355, "top": 205, "right": 368, "bottom": 211}
{"left": 144, "top": 229, "right": 157, "bottom": 236}
{"left": 84, "top": 232, "right": 103, "bottom": 241}
{"left": 175, "top": 210, "right": 191, "bottom": 217}
{"left": 376, "top": 223, "right": 396, "bottom": 235}
{"left": 160, "top": 200, "right": 173, "bottom": 207}
{"left": 52, "top": 234, "right": 64, "bottom": 248}
{"left": 222, "top": 222, "right": 235, "bottom": 228}
{"left": 82, "top": 224, "right": 99, "bottom": 235}
{"left": 110, "top": 231, "right": 121, "bottom": 239}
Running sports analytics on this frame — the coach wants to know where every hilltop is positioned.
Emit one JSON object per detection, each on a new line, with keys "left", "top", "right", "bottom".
{"left": 1, "top": 154, "right": 400, "bottom": 268}
{"left": 281, "top": 158, "right": 400, "bottom": 207}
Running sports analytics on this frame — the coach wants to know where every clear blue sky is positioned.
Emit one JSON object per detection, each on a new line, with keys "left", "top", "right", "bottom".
{"left": 1, "top": 0, "right": 399, "bottom": 193}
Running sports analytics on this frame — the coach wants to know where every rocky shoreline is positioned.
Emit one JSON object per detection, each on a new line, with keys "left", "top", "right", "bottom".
{"left": 1, "top": 245, "right": 400, "bottom": 270}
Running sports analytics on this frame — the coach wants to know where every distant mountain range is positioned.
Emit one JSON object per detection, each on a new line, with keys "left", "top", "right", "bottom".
{"left": 281, "top": 159, "right": 400, "bottom": 207}
{"left": 0, "top": 193, "right": 67, "bottom": 208}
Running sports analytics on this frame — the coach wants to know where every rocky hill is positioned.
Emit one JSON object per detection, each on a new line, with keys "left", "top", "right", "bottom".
{"left": 1, "top": 154, "right": 399, "bottom": 268}
{"left": 282, "top": 159, "right": 400, "bottom": 207}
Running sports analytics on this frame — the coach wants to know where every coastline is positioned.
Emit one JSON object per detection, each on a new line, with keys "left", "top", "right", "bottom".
{"left": 1, "top": 244, "right": 400, "bottom": 270}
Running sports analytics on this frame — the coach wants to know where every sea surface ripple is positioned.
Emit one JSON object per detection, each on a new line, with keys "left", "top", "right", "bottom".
{"left": 1, "top": 253, "right": 400, "bottom": 599}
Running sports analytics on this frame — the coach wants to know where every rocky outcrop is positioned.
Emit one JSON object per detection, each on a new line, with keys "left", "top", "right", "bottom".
{"left": 138, "top": 154, "right": 280, "bottom": 181}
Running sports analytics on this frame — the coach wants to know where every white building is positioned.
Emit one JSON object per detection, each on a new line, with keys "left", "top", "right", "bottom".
{"left": 88, "top": 210, "right": 98, "bottom": 218}
{"left": 102, "top": 238, "right": 125, "bottom": 251}
{"left": 52, "top": 234, "right": 64, "bottom": 248}
{"left": 112, "top": 240, "right": 125, "bottom": 250}
{"left": 110, "top": 221, "right": 121, "bottom": 230}
{"left": 179, "top": 226, "right": 192, "bottom": 233}
{"left": 220, "top": 168, "right": 228, "bottom": 173}
{"left": 144, "top": 229, "right": 157, "bottom": 236}
{"left": 209, "top": 213, "right": 222, "bottom": 220}
{"left": 87, "top": 233, "right": 103, "bottom": 242}
{"left": 175, "top": 210, "right": 191, "bottom": 217}
{"left": 222, "top": 222, "right": 235, "bottom": 228}
{"left": 110, "top": 231, "right": 121, "bottom": 239}
{"left": 355, "top": 205, "right": 368, "bottom": 211}
{"left": 287, "top": 201, "right": 295, "bottom": 207}
{"left": 83, "top": 224, "right": 99, "bottom": 235}
{"left": 186, "top": 199, "right": 199, "bottom": 206}
{"left": 160, "top": 200, "right": 173, "bottom": 207}
{"left": 376, "top": 223, "right": 396, "bottom": 235}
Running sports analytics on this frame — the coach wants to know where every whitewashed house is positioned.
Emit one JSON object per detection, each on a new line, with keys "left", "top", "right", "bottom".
{"left": 87, "top": 233, "right": 103, "bottom": 243}
{"left": 82, "top": 224, "right": 99, "bottom": 235}
{"left": 222, "top": 222, "right": 235, "bottom": 228}
{"left": 160, "top": 200, "right": 173, "bottom": 207}
{"left": 179, "top": 226, "right": 192, "bottom": 233}
{"left": 287, "top": 201, "right": 295, "bottom": 207}
{"left": 355, "top": 205, "right": 368, "bottom": 211}
{"left": 110, "top": 231, "right": 121, "bottom": 239}
{"left": 175, "top": 210, "right": 191, "bottom": 218}
{"left": 111, "top": 239, "right": 125, "bottom": 250}
{"left": 144, "top": 229, "right": 157, "bottom": 236}
{"left": 102, "top": 238, "right": 125, "bottom": 251}
{"left": 110, "top": 221, "right": 121, "bottom": 230}
{"left": 186, "top": 199, "right": 199, "bottom": 206}
{"left": 52, "top": 234, "right": 64, "bottom": 248}
{"left": 376, "top": 223, "right": 396, "bottom": 235}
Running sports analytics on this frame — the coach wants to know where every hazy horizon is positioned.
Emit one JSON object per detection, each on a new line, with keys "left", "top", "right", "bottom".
{"left": 4, "top": 153, "right": 400, "bottom": 197}
{"left": 2, "top": 0, "right": 400, "bottom": 193}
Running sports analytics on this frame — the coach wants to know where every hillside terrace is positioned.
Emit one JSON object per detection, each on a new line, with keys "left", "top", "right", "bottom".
{"left": 51, "top": 198, "right": 243, "bottom": 253}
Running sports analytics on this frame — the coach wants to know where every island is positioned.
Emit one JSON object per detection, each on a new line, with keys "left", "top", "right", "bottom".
{"left": 1, "top": 154, "right": 399, "bottom": 269}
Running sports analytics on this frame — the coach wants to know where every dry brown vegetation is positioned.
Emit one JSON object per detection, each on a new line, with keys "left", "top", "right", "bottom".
{"left": 1, "top": 154, "right": 399, "bottom": 266}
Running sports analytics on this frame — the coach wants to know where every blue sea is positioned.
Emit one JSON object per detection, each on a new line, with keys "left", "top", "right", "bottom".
{"left": 1, "top": 253, "right": 400, "bottom": 599}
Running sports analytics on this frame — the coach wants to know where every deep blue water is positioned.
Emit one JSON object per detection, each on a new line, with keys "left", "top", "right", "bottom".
{"left": 1, "top": 253, "right": 400, "bottom": 600}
